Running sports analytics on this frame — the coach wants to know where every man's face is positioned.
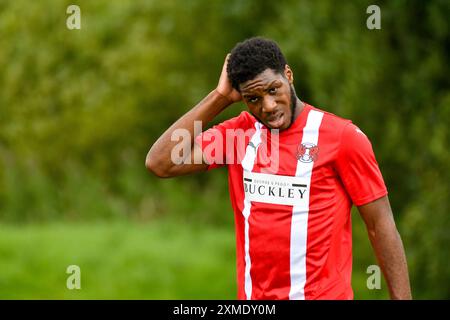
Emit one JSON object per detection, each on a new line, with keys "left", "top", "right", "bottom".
{"left": 239, "top": 66, "right": 296, "bottom": 130}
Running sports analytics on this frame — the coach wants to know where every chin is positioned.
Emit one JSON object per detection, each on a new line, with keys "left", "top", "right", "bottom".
{"left": 267, "top": 122, "right": 288, "bottom": 131}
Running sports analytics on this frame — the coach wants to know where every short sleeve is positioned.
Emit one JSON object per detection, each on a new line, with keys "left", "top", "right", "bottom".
{"left": 335, "top": 123, "right": 388, "bottom": 206}
{"left": 194, "top": 112, "right": 252, "bottom": 170}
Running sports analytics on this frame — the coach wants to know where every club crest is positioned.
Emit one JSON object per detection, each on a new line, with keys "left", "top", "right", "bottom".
{"left": 297, "top": 142, "right": 319, "bottom": 163}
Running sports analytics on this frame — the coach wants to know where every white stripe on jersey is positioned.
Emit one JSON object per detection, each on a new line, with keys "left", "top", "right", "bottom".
{"left": 241, "top": 122, "right": 262, "bottom": 300}
{"left": 289, "top": 110, "right": 324, "bottom": 300}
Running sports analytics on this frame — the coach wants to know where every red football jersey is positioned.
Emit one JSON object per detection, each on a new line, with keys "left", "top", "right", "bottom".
{"left": 195, "top": 103, "right": 387, "bottom": 300}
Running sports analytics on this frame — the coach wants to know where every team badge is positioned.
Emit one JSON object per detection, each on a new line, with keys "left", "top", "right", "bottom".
{"left": 297, "top": 142, "right": 319, "bottom": 163}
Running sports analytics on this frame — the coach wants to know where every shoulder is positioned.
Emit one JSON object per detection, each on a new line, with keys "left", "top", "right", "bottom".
{"left": 307, "top": 104, "right": 372, "bottom": 151}
{"left": 216, "top": 111, "right": 257, "bottom": 130}
{"left": 306, "top": 104, "right": 352, "bottom": 140}
{"left": 236, "top": 111, "right": 257, "bottom": 127}
{"left": 311, "top": 105, "right": 352, "bottom": 130}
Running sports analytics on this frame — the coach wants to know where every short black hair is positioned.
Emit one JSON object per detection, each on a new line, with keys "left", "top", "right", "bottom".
{"left": 227, "top": 37, "right": 287, "bottom": 91}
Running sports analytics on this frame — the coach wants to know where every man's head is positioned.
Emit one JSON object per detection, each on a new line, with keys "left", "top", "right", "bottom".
{"left": 227, "top": 37, "right": 298, "bottom": 130}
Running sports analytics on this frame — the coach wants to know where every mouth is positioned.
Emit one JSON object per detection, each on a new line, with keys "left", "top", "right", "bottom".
{"left": 265, "top": 112, "right": 285, "bottom": 129}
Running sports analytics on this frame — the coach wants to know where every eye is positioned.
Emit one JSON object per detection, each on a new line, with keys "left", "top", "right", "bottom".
{"left": 248, "top": 97, "right": 259, "bottom": 103}
{"left": 268, "top": 87, "right": 277, "bottom": 94}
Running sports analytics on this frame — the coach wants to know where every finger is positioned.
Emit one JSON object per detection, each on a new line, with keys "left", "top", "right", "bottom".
{"left": 225, "top": 53, "right": 231, "bottom": 64}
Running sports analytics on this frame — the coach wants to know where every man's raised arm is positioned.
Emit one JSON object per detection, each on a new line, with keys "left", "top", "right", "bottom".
{"left": 145, "top": 55, "right": 241, "bottom": 178}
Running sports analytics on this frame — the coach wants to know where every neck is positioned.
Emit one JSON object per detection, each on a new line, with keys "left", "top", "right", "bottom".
{"left": 292, "top": 99, "right": 305, "bottom": 122}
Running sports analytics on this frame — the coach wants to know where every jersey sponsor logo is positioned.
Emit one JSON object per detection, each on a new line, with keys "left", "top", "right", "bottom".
{"left": 243, "top": 171, "right": 309, "bottom": 206}
{"left": 296, "top": 142, "right": 319, "bottom": 163}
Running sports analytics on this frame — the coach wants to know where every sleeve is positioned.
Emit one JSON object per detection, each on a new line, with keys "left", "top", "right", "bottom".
{"left": 194, "top": 112, "right": 248, "bottom": 170}
{"left": 335, "top": 122, "right": 388, "bottom": 206}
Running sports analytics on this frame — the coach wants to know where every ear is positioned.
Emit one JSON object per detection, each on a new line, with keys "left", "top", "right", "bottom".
{"left": 284, "top": 65, "right": 293, "bottom": 84}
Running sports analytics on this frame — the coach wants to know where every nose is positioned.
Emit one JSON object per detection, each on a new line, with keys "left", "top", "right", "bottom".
{"left": 262, "top": 95, "right": 277, "bottom": 113}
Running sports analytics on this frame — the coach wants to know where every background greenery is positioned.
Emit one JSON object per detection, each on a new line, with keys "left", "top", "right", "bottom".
{"left": 0, "top": 0, "right": 448, "bottom": 299}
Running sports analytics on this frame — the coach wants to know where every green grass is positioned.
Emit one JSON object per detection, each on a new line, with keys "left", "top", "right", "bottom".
{"left": 0, "top": 218, "right": 389, "bottom": 299}
{"left": 0, "top": 221, "right": 236, "bottom": 299}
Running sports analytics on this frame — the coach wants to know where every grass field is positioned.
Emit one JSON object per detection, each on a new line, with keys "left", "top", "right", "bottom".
{"left": 0, "top": 221, "right": 236, "bottom": 299}
{"left": 0, "top": 218, "right": 389, "bottom": 299}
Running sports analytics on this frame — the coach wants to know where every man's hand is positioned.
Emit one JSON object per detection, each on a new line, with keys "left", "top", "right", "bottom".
{"left": 216, "top": 54, "right": 242, "bottom": 103}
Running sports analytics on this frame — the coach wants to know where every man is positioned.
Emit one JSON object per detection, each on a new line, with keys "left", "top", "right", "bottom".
{"left": 146, "top": 37, "right": 412, "bottom": 300}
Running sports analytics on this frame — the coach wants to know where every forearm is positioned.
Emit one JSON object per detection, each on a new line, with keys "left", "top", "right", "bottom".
{"left": 367, "top": 220, "right": 412, "bottom": 299}
{"left": 146, "top": 90, "right": 231, "bottom": 173}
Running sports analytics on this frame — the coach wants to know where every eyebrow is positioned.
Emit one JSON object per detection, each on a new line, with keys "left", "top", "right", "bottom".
{"left": 242, "top": 80, "right": 280, "bottom": 98}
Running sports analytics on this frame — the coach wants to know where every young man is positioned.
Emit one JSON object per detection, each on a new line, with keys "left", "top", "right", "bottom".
{"left": 146, "top": 37, "right": 412, "bottom": 300}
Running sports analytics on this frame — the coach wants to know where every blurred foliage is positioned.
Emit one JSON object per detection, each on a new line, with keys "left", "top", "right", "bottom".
{"left": 0, "top": 0, "right": 448, "bottom": 299}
